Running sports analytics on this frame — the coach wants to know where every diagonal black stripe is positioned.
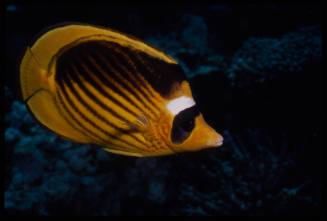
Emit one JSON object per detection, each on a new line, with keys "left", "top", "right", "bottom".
{"left": 56, "top": 88, "right": 103, "bottom": 144}
{"left": 68, "top": 61, "right": 151, "bottom": 149}
{"left": 110, "top": 44, "right": 161, "bottom": 100}
{"left": 93, "top": 49, "right": 157, "bottom": 119}
{"left": 73, "top": 57, "right": 139, "bottom": 121}
{"left": 56, "top": 41, "right": 160, "bottom": 119}
{"left": 68, "top": 53, "right": 136, "bottom": 123}
{"left": 59, "top": 77, "right": 147, "bottom": 153}
{"left": 87, "top": 47, "right": 155, "bottom": 120}
{"left": 117, "top": 43, "right": 186, "bottom": 98}
{"left": 118, "top": 47, "right": 157, "bottom": 98}
{"left": 99, "top": 42, "right": 161, "bottom": 113}
{"left": 57, "top": 88, "right": 140, "bottom": 152}
{"left": 80, "top": 52, "right": 144, "bottom": 120}
{"left": 61, "top": 65, "right": 150, "bottom": 150}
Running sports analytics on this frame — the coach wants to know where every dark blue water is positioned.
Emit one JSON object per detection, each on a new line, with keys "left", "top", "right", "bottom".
{"left": 4, "top": 3, "right": 323, "bottom": 216}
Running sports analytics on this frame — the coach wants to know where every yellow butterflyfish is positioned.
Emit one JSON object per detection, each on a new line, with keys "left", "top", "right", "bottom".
{"left": 20, "top": 23, "right": 223, "bottom": 157}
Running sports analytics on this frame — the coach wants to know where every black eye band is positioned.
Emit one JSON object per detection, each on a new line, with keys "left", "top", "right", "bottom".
{"left": 171, "top": 105, "right": 200, "bottom": 144}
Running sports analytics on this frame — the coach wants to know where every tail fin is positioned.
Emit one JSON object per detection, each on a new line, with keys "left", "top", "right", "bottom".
{"left": 19, "top": 29, "right": 92, "bottom": 143}
{"left": 20, "top": 47, "right": 47, "bottom": 101}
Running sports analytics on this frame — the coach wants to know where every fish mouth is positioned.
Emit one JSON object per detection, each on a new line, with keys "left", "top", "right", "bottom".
{"left": 213, "top": 138, "right": 224, "bottom": 147}
{"left": 216, "top": 139, "right": 224, "bottom": 147}
{"left": 207, "top": 136, "right": 224, "bottom": 147}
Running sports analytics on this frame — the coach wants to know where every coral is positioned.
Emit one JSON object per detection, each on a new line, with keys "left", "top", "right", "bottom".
{"left": 174, "top": 129, "right": 321, "bottom": 215}
{"left": 146, "top": 15, "right": 227, "bottom": 78}
{"left": 227, "top": 26, "right": 322, "bottom": 87}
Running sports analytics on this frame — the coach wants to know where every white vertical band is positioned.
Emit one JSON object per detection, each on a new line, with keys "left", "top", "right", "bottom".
{"left": 166, "top": 96, "right": 196, "bottom": 116}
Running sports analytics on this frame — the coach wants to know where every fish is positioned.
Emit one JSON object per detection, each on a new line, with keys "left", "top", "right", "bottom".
{"left": 20, "top": 23, "right": 223, "bottom": 157}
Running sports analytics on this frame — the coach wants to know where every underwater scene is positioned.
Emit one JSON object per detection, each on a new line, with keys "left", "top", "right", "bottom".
{"left": 4, "top": 3, "right": 322, "bottom": 215}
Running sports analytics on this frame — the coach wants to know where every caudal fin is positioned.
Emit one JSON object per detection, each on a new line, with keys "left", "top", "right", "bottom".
{"left": 19, "top": 29, "right": 92, "bottom": 144}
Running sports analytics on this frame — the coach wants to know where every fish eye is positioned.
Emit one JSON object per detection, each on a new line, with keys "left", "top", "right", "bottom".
{"left": 180, "top": 118, "right": 195, "bottom": 132}
{"left": 171, "top": 106, "right": 199, "bottom": 144}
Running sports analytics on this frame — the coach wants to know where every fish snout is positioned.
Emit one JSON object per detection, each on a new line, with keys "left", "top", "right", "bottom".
{"left": 214, "top": 135, "right": 224, "bottom": 147}
{"left": 207, "top": 132, "right": 224, "bottom": 148}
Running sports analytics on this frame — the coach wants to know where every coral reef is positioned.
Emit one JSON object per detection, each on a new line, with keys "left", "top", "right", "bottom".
{"left": 227, "top": 26, "right": 322, "bottom": 87}
{"left": 174, "top": 129, "right": 321, "bottom": 215}
{"left": 146, "top": 15, "right": 227, "bottom": 78}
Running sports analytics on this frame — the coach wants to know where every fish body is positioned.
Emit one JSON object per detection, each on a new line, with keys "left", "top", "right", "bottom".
{"left": 20, "top": 23, "right": 223, "bottom": 157}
